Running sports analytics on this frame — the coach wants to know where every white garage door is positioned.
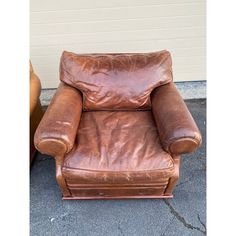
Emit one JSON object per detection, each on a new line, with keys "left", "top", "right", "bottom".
{"left": 30, "top": 0, "right": 206, "bottom": 88}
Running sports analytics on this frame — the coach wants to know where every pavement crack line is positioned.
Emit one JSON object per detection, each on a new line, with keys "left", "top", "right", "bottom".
{"left": 197, "top": 214, "right": 207, "bottom": 233}
{"left": 163, "top": 199, "right": 206, "bottom": 235}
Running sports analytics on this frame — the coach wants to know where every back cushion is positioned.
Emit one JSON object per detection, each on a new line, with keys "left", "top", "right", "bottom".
{"left": 60, "top": 50, "right": 173, "bottom": 111}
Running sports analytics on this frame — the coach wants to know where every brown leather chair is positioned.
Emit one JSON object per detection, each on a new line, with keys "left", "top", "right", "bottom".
{"left": 34, "top": 51, "right": 202, "bottom": 199}
{"left": 30, "top": 62, "right": 44, "bottom": 165}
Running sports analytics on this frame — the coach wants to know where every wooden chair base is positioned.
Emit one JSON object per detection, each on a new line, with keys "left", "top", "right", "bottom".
{"left": 63, "top": 195, "right": 173, "bottom": 200}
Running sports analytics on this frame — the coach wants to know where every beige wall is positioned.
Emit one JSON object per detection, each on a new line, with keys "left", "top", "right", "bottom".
{"left": 30, "top": 0, "right": 206, "bottom": 88}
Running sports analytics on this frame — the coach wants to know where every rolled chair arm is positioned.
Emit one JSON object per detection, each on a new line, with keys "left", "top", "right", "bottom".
{"left": 151, "top": 82, "right": 202, "bottom": 154}
{"left": 34, "top": 82, "right": 83, "bottom": 157}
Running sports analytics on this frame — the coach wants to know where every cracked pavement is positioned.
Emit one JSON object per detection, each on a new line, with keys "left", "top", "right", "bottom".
{"left": 30, "top": 99, "right": 206, "bottom": 236}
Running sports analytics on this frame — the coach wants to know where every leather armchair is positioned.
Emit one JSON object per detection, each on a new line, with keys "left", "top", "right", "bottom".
{"left": 35, "top": 51, "right": 201, "bottom": 199}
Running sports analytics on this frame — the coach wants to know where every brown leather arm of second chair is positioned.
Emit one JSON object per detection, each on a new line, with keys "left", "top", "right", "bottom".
{"left": 34, "top": 82, "right": 83, "bottom": 158}
{"left": 151, "top": 82, "right": 202, "bottom": 155}
{"left": 30, "top": 62, "right": 42, "bottom": 116}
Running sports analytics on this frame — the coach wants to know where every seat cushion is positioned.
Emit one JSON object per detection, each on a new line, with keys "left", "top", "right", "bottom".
{"left": 62, "top": 111, "right": 175, "bottom": 185}
{"left": 60, "top": 50, "right": 173, "bottom": 111}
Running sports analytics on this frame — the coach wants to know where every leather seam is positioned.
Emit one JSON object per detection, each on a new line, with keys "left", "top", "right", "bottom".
{"left": 83, "top": 108, "right": 152, "bottom": 112}
{"left": 167, "top": 136, "right": 201, "bottom": 148}
{"left": 62, "top": 165, "right": 175, "bottom": 173}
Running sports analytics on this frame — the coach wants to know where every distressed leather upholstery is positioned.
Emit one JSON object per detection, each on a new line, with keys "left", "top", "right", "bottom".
{"left": 60, "top": 51, "right": 172, "bottom": 110}
{"left": 151, "top": 82, "right": 202, "bottom": 154}
{"left": 34, "top": 51, "right": 201, "bottom": 199}
{"left": 62, "top": 110, "right": 177, "bottom": 198}
{"left": 34, "top": 83, "right": 83, "bottom": 157}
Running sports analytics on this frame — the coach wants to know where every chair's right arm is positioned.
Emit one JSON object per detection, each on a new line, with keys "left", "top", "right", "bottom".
{"left": 34, "top": 82, "right": 83, "bottom": 158}
{"left": 151, "top": 82, "right": 202, "bottom": 155}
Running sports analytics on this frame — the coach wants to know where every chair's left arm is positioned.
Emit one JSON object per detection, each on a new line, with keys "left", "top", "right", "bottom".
{"left": 34, "top": 82, "right": 83, "bottom": 157}
{"left": 151, "top": 82, "right": 202, "bottom": 155}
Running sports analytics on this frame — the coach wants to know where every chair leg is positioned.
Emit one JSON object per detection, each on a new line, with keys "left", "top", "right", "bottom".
{"left": 55, "top": 156, "right": 71, "bottom": 197}
{"left": 164, "top": 155, "right": 180, "bottom": 196}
